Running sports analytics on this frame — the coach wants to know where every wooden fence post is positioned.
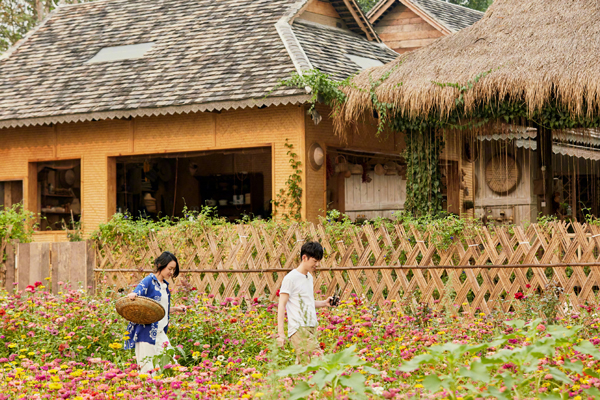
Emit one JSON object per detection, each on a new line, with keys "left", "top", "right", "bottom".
{"left": 4, "top": 242, "right": 15, "bottom": 291}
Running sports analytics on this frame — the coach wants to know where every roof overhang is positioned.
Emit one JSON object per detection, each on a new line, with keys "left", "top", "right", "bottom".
{"left": 367, "top": 0, "right": 451, "bottom": 35}
{"left": 0, "top": 94, "right": 311, "bottom": 129}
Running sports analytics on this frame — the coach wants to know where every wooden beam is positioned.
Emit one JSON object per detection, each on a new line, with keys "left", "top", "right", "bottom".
{"left": 400, "top": 0, "right": 451, "bottom": 35}
{"left": 368, "top": 0, "right": 397, "bottom": 24}
{"left": 95, "top": 262, "right": 600, "bottom": 273}
{"left": 341, "top": 0, "right": 379, "bottom": 41}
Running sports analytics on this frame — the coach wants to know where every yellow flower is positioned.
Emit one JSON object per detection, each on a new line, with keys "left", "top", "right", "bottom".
{"left": 255, "top": 393, "right": 264, "bottom": 398}
{"left": 415, "top": 384, "right": 424, "bottom": 389}
{"left": 48, "top": 382, "right": 62, "bottom": 390}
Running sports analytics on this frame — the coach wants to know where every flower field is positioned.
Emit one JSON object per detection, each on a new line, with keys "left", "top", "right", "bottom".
{"left": 3, "top": 282, "right": 600, "bottom": 399}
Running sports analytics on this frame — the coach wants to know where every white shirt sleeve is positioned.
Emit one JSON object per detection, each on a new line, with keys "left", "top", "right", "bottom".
{"left": 280, "top": 275, "right": 293, "bottom": 294}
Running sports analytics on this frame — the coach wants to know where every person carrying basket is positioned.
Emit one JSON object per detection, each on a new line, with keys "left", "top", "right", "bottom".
{"left": 124, "top": 251, "right": 187, "bottom": 374}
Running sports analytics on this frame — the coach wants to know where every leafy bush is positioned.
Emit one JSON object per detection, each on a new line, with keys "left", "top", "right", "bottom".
{"left": 0, "top": 204, "right": 36, "bottom": 244}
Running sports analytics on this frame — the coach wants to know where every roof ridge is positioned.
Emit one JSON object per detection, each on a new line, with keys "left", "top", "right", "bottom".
{"left": 294, "top": 19, "right": 366, "bottom": 39}
{"left": 427, "top": 0, "right": 484, "bottom": 15}
{"left": 275, "top": 0, "right": 314, "bottom": 78}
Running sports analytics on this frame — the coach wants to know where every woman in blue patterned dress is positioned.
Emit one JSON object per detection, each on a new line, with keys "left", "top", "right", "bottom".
{"left": 124, "top": 251, "right": 187, "bottom": 374}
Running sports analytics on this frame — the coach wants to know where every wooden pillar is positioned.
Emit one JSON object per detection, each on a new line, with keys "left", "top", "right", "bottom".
{"left": 536, "top": 125, "right": 553, "bottom": 215}
{"left": 572, "top": 170, "right": 577, "bottom": 221}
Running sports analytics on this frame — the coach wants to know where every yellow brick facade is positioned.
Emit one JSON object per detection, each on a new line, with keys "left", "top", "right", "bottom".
{"left": 0, "top": 105, "right": 305, "bottom": 239}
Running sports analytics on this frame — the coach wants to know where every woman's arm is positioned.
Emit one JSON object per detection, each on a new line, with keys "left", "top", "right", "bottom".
{"left": 128, "top": 276, "right": 151, "bottom": 300}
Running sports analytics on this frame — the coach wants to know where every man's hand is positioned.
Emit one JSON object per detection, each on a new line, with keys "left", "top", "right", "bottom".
{"left": 276, "top": 335, "right": 286, "bottom": 348}
{"left": 127, "top": 292, "right": 138, "bottom": 301}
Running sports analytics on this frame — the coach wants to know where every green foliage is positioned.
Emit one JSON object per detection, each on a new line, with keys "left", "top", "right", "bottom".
{"left": 277, "top": 345, "right": 380, "bottom": 400}
{"left": 401, "top": 319, "right": 600, "bottom": 400}
{"left": 402, "top": 129, "right": 444, "bottom": 217}
{"left": 0, "top": 203, "right": 36, "bottom": 244}
{"left": 355, "top": 0, "right": 380, "bottom": 13}
{"left": 394, "top": 212, "right": 481, "bottom": 250}
{"left": 274, "top": 69, "right": 353, "bottom": 117}
{"left": 149, "top": 345, "right": 186, "bottom": 377}
{"left": 272, "top": 139, "right": 303, "bottom": 221}
{"left": 0, "top": 0, "right": 94, "bottom": 53}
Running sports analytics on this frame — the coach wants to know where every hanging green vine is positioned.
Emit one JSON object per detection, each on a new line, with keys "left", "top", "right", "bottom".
{"left": 273, "top": 66, "right": 600, "bottom": 218}
{"left": 272, "top": 139, "right": 302, "bottom": 221}
{"left": 403, "top": 129, "right": 445, "bottom": 216}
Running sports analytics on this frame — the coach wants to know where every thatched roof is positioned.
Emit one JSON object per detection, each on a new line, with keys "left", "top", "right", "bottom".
{"left": 337, "top": 0, "right": 600, "bottom": 127}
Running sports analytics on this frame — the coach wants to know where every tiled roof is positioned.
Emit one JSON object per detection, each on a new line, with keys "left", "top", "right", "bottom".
{"left": 411, "top": 0, "right": 483, "bottom": 32}
{"left": 293, "top": 20, "right": 397, "bottom": 80}
{"left": 0, "top": 0, "right": 394, "bottom": 128}
{"left": 368, "top": 0, "right": 483, "bottom": 33}
{"left": 0, "top": 0, "right": 387, "bottom": 128}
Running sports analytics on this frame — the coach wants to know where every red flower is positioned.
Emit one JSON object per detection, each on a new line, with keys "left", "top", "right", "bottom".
{"left": 34, "top": 281, "right": 42, "bottom": 287}
{"left": 58, "top": 344, "right": 67, "bottom": 352}
{"left": 320, "top": 342, "right": 326, "bottom": 350}
{"left": 253, "top": 297, "right": 259, "bottom": 303}
{"left": 190, "top": 287, "right": 197, "bottom": 291}
{"left": 25, "top": 285, "right": 35, "bottom": 293}
{"left": 276, "top": 290, "right": 280, "bottom": 297}
{"left": 230, "top": 318, "right": 237, "bottom": 323}
{"left": 514, "top": 292, "right": 525, "bottom": 300}
{"left": 525, "top": 284, "right": 531, "bottom": 289}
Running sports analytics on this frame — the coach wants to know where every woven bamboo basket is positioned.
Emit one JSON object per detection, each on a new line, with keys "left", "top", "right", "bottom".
{"left": 485, "top": 154, "right": 520, "bottom": 194}
{"left": 116, "top": 296, "right": 165, "bottom": 325}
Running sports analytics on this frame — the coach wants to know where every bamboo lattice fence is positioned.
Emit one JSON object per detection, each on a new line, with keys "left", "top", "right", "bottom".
{"left": 94, "top": 221, "right": 600, "bottom": 315}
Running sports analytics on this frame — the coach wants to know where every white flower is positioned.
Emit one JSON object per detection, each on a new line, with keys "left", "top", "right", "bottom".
{"left": 217, "top": 355, "right": 225, "bottom": 361}
{"left": 372, "top": 386, "right": 384, "bottom": 395}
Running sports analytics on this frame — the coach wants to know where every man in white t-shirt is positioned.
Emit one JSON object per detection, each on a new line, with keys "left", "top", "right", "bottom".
{"left": 277, "top": 241, "right": 332, "bottom": 363}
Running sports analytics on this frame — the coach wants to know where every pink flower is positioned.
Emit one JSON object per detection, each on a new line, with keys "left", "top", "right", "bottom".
{"left": 536, "top": 324, "right": 546, "bottom": 332}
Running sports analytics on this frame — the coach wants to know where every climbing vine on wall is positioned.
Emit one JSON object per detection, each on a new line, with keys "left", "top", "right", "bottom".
{"left": 402, "top": 129, "right": 445, "bottom": 216}
{"left": 272, "top": 139, "right": 302, "bottom": 221}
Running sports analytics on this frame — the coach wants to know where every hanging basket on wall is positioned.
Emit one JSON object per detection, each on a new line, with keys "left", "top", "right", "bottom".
{"left": 485, "top": 154, "right": 521, "bottom": 194}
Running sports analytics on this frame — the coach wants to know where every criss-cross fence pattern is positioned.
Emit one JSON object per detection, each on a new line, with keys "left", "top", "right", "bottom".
{"left": 93, "top": 221, "right": 600, "bottom": 315}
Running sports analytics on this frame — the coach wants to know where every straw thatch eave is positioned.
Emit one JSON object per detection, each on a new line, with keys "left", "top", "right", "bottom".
{"left": 337, "top": 0, "right": 600, "bottom": 129}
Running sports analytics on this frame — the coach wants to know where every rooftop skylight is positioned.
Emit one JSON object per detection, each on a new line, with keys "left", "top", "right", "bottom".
{"left": 345, "top": 54, "right": 384, "bottom": 70}
{"left": 87, "top": 42, "right": 155, "bottom": 63}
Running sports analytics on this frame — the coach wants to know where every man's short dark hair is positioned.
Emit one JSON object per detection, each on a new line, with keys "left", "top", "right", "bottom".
{"left": 300, "top": 241, "right": 323, "bottom": 261}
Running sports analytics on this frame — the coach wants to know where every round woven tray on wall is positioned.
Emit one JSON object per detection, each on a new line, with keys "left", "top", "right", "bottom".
{"left": 485, "top": 154, "right": 521, "bottom": 194}
{"left": 115, "top": 296, "right": 165, "bottom": 325}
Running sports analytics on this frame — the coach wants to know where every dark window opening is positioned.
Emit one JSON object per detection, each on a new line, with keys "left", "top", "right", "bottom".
{"left": 115, "top": 147, "right": 272, "bottom": 222}
{"left": 37, "top": 160, "right": 81, "bottom": 231}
